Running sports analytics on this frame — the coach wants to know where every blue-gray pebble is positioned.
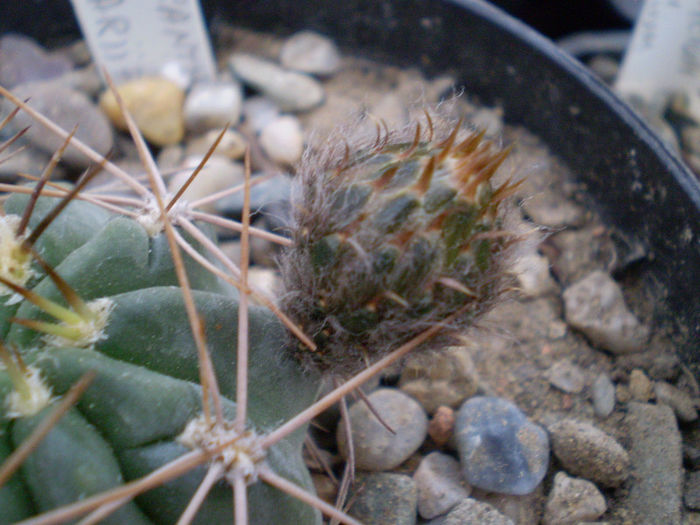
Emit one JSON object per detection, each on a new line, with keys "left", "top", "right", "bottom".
{"left": 455, "top": 396, "right": 549, "bottom": 495}
{"left": 216, "top": 173, "right": 291, "bottom": 220}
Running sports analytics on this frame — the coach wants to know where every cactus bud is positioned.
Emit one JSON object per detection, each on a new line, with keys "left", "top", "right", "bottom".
{"left": 280, "top": 111, "right": 523, "bottom": 375}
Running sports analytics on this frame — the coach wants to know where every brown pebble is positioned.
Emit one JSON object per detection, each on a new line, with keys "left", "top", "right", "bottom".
{"left": 629, "top": 369, "right": 653, "bottom": 402}
{"left": 561, "top": 394, "right": 573, "bottom": 410}
{"left": 311, "top": 473, "right": 337, "bottom": 504}
{"left": 428, "top": 405, "right": 455, "bottom": 446}
{"left": 549, "top": 418, "right": 630, "bottom": 488}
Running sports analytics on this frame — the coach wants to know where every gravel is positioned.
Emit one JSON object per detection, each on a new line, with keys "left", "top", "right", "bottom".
{"left": 548, "top": 418, "right": 629, "bottom": 488}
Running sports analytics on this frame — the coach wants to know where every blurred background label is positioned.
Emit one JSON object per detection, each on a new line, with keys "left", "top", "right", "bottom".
{"left": 69, "top": 0, "right": 216, "bottom": 86}
{"left": 615, "top": 0, "right": 700, "bottom": 116}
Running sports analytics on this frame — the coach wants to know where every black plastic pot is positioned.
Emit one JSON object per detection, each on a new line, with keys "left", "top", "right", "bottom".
{"left": 1, "top": 0, "right": 698, "bottom": 370}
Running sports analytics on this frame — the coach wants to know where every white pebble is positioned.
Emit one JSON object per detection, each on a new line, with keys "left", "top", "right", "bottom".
{"left": 183, "top": 81, "right": 243, "bottom": 133}
{"left": 546, "top": 359, "right": 585, "bottom": 394}
{"left": 337, "top": 388, "right": 428, "bottom": 471}
{"left": 413, "top": 452, "right": 470, "bottom": 519}
{"left": 563, "top": 271, "right": 649, "bottom": 354}
{"left": 242, "top": 96, "right": 280, "bottom": 133}
{"left": 229, "top": 53, "right": 325, "bottom": 112}
{"left": 167, "top": 156, "right": 244, "bottom": 213}
{"left": 160, "top": 60, "right": 192, "bottom": 89}
{"left": 543, "top": 471, "right": 606, "bottom": 525}
{"left": 185, "top": 129, "right": 247, "bottom": 160}
{"left": 259, "top": 115, "right": 304, "bottom": 166}
{"left": 591, "top": 373, "right": 615, "bottom": 418}
{"left": 513, "top": 252, "right": 557, "bottom": 297}
{"left": 280, "top": 30, "right": 341, "bottom": 76}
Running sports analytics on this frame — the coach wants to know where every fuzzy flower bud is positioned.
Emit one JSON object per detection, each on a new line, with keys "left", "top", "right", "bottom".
{"left": 279, "top": 110, "right": 524, "bottom": 376}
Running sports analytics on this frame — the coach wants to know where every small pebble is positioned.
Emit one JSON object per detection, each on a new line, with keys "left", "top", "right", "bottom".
{"left": 8, "top": 82, "right": 113, "bottom": 168}
{"left": 547, "top": 319, "right": 568, "bottom": 339}
{"left": 58, "top": 39, "right": 91, "bottom": 66}
{"left": 468, "top": 106, "right": 504, "bottom": 136}
{"left": 183, "top": 81, "right": 243, "bottom": 133}
{"left": 167, "top": 156, "right": 244, "bottom": 213}
{"left": 216, "top": 173, "right": 292, "bottom": 217}
{"left": 47, "top": 65, "right": 102, "bottom": 97}
{"left": 546, "top": 359, "right": 585, "bottom": 394}
{"left": 615, "top": 384, "right": 632, "bottom": 404}
{"left": 548, "top": 418, "right": 629, "bottom": 487}
{"left": 100, "top": 76, "right": 185, "bottom": 146}
{"left": 591, "top": 373, "right": 615, "bottom": 418}
{"left": 616, "top": 349, "right": 680, "bottom": 381}
{"left": 399, "top": 346, "right": 480, "bottom": 414}
{"left": 185, "top": 128, "right": 247, "bottom": 160}
{"left": 522, "top": 191, "right": 587, "bottom": 228}
{"left": 247, "top": 267, "right": 278, "bottom": 300}
{"left": 444, "top": 498, "right": 514, "bottom": 525}
{"left": 0, "top": 148, "right": 55, "bottom": 182}
{"left": 280, "top": 30, "right": 341, "bottom": 76}
{"left": 478, "top": 490, "right": 542, "bottom": 525}
{"left": 311, "top": 473, "right": 336, "bottom": 505}
{"left": 546, "top": 227, "right": 616, "bottom": 286}
{"left": 0, "top": 34, "right": 73, "bottom": 87}
{"left": 254, "top": 200, "right": 292, "bottom": 240}
{"left": 369, "top": 93, "right": 410, "bottom": 128}
{"left": 455, "top": 396, "right": 549, "bottom": 495}
{"left": 655, "top": 381, "right": 698, "bottom": 423}
{"left": 587, "top": 55, "right": 620, "bottom": 83}
{"left": 629, "top": 369, "right": 653, "bottom": 402}
{"left": 413, "top": 452, "right": 470, "bottom": 519}
{"left": 681, "top": 125, "right": 700, "bottom": 156}
{"left": 219, "top": 240, "right": 242, "bottom": 266}
{"left": 543, "top": 471, "right": 606, "bottom": 525}
{"left": 337, "top": 388, "right": 428, "bottom": 471}
{"left": 624, "top": 402, "right": 682, "bottom": 524}
{"left": 259, "top": 115, "right": 304, "bottom": 165}
{"left": 428, "top": 406, "right": 455, "bottom": 447}
{"left": 513, "top": 252, "right": 557, "bottom": 297}
{"left": 242, "top": 96, "right": 280, "bottom": 133}
{"left": 156, "top": 144, "right": 185, "bottom": 171}
{"left": 563, "top": 270, "right": 649, "bottom": 354}
{"left": 229, "top": 53, "right": 325, "bottom": 112}
{"left": 347, "top": 472, "right": 417, "bottom": 525}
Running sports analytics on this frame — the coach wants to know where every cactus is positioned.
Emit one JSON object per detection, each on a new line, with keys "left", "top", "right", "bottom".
{"left": 0, "top": 86, "right": 521, "bottom": 524}
{"left": 0, "top": 184, "right": 321, "bottom": 523}
{"left": 280, "top": 114, "right": 521, "bottom": 375}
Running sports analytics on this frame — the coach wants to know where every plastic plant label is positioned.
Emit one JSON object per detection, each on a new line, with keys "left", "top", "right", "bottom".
{"left": 615, "top": 0, "right": 700, "bottom": 117}
{"left": 69, "top": 0, "right": 216, "bottom": 86}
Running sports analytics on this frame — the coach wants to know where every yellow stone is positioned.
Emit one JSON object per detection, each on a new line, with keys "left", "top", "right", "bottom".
{"left": 99, "top": 77, "right": 185, "bottom": 146}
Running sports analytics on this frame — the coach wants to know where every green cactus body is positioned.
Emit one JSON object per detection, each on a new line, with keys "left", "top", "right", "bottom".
{"left": 0, "top": 192, "right": 321, "bottom": 524}
{"left": 280, "top": 116, "right": 519, "bottom": 375}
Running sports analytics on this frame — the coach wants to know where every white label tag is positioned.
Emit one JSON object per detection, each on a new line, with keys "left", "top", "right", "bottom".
{"left": 69, "top": 0, "right": 216, "bottom": 86}
{"left": 615, "top": 0, "right": 700, "bottom": 116}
